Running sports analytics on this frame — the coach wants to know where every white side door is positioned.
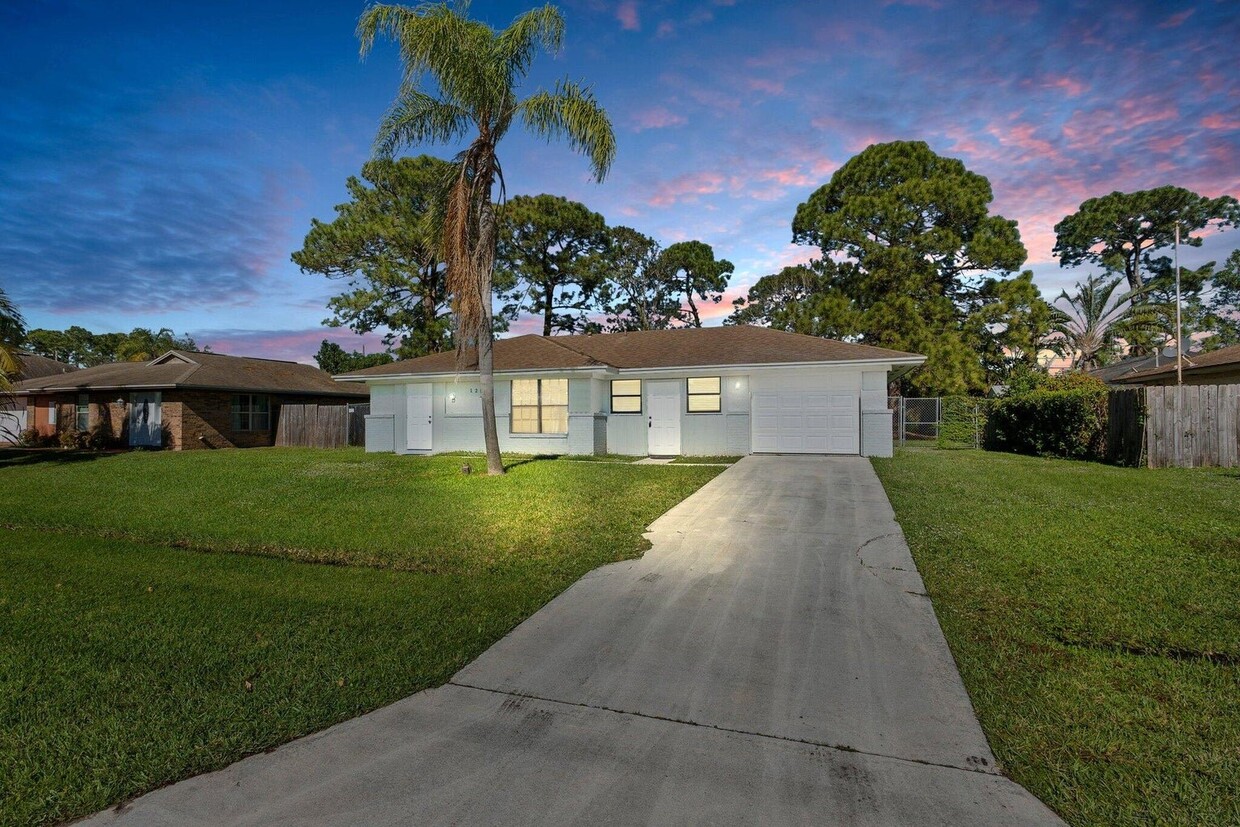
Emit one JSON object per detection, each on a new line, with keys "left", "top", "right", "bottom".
{"left": 128, "top": 391, "right": 162, "bottom": 447}
{"left": 405, "top": 384, "right": 433, "bottom": 451}
{"left": 647, "top": 380, "right": 681, "bottom": 456}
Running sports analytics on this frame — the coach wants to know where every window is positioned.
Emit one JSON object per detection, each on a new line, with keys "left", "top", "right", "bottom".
{"left": 231, "top": 394, "right": 271, "bottom": 431}
{"left": 511, "top": 379, "right": 568, "bottom": 434}
{"left": 48, "top": 400, "right": 57, "bottom": 426}
{"left": 686, "top": 376, "right": 722, "bottom": 413}
{"left": 76, "top": 394, "right": 90, "bottom": 431}
{"left": 610, "top": 379, "right": 642, "bottom": 413}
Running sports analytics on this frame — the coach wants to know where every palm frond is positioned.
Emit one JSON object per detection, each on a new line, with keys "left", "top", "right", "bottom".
{"left": 517, "top": 80, "right": 616, "bottom": 182}
{"left": 359, "top": 3, "right": 505, "bottom": 126}
{"left": 373, "top": 89, "right": 471, "bottom": 157}
{"left": 495, "top": 4, "right": 564, "bottom": 82}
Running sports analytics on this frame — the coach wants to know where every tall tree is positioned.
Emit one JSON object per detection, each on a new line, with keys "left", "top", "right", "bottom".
{"left": 358, "top": 2, "right": 615, "bottom": 475}
{"left": 595, "top": 226, "right": 680, "bottom": 331}
{"left": 727, "top": 260, "right": 861, "bottom": 338}
{"left": 24, "top": 326, "right": 197, "bottom": 366}
{"left": 0, "top": 286, "right": 24, "bottom": 390}
{"left": 1049, "top": 274, "right": 1162, "bottom": 370}
{"left": 1204, "top": 249, "right": 1240, "bottom": 349}
{"left": 313, "top": 340, "right": 395, "bottom": 375}
{"left": 496, "top": 193, "right": 607, "bottom": 335}
{"left": 788, "top": 140, "right": 1028, "bottom": 395}
{"left": 656, "top": 240, "right": 734, "bottom": 327}
{"left": 1053, "top": 187, "right": 1240, "bottom": 291}
{"left": 293, "top": 156, "right": 455, "bottom": 358}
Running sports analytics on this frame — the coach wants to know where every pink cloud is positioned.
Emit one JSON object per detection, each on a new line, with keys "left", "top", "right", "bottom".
{"left": 1041, "top": 74, "right": 1088, "bottom": 97}
{"left": 655, "top": 20, "right": 675, "bottom": 37}
{"left": 632, "top": 106, "right": 687, "bottom": 132}
{"left": 746, "top": 77, "right": 785, "bottom": 95}
{"left": 1201, "top": 113, "right": 1240, "bottom": 131}
{"left": 615, "top": 1, "right": 640, "bottom": 31}
{"left": 648, "top": 170, "right": 727, "bottom": 207}
{"left": 194, "top": 328, "right": 389, "bottom": 365}
{"left": 1158, "top": 9, "right": 1194, "bottom": 29}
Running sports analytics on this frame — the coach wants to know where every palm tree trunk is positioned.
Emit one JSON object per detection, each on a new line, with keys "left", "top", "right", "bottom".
{"left": 477, "top": 312, "right": 503, "bottom": 475}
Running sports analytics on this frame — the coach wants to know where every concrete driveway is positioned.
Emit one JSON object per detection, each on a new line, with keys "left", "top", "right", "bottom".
{"left": 85, "top": 456, "right": 1062, "bottom": 826}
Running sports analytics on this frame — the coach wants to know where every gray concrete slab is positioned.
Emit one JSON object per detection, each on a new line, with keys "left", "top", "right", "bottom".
{"left": 83, "top": 685, "right": 1057, "bottom": 827}
{"left": 83, "top": 455, "right": 1063, "bottom": 826}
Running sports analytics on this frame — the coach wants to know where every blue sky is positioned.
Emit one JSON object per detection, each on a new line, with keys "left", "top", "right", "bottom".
{"left": 2, "top": 0, "right": 1238, "bottom": 362}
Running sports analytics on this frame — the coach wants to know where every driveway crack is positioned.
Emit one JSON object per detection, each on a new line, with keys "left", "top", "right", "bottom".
{"left": 448, "top": 680, "right": 997, "bottom": 778}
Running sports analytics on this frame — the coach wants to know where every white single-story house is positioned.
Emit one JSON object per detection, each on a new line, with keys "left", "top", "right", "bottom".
{"left": 337, "top": 326, "right": 925, "bottom": 458}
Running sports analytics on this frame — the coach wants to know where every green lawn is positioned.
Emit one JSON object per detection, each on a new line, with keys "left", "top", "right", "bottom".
{"left": 872, "top": 449, "right": 1240, "bottom": 827}
{"left": 0, "top": 448, "right": 722, "bottom": 826}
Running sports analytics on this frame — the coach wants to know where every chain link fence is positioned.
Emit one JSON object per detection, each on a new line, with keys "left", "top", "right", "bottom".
{"left": 889, "top": 397, "right": 989, "bottom": 449}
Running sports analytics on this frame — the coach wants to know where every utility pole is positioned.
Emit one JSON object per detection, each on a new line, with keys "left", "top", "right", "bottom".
{"left": 1175, "top": 222, "right": 1183, "bottom": 387}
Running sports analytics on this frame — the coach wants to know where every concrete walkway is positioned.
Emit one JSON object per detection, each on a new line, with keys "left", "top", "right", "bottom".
{"left": 85, "top": 456, "right": 1062, "bottom": 826}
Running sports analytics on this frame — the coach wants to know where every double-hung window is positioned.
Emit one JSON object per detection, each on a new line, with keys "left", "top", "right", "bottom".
{"left": 511, "top": 378, "right": 568, "bottom": 434}
{"left": 75, "top": 394, "right": 90, "bottom": 430}
{"left": 686, "top": 377, "right": 722, "bottom": 413}
{"left": 231, "top": 394, "right": 271, "bottom": 431}
{"left": 610, "top": 379, "right": 642, "bottom": 413}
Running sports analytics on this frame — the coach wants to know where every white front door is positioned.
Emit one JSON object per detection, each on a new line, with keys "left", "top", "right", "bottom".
{"left": 647, "top": 380, "right": 681, "bottom": 456}
{"left": 405, "top": 384, "right": 433, "bottom": 451}
{"left": 128, "top": 392, "right": 162, "bottom": 447}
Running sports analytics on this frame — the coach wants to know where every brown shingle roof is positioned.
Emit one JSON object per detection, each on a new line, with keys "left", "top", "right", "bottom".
{"left": 341, "top": 326, "right": 923, "bottom": 379}
{"left": 15, "top": 352, "right": 79, "bottom": 381}
{"left": 14, "top": 350, "right": 366, "bottom": 397}
{"left": 1116, "top": 343, "right": 1240, "bottom": 383}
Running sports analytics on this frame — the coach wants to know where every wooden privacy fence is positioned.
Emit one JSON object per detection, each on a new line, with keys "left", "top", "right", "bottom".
{"left": 275, "top": 403, "right": 368, "bottom": 449}
{"left": 1144, "top": 384, "right": 1240, "bottom": 469}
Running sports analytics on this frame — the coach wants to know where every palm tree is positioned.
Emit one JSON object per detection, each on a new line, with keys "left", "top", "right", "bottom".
{"left": 0, "top": 285, "right": 25, "bottom": 391}
{"left": 1049, "top": 274, "right": 1163, "bottom": 370}
{"left": 358, "top": 2, "right": 616, "bottom": 475}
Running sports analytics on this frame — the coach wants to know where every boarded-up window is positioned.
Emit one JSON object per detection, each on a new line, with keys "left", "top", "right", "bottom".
{"left": 231, "top": 394, "right": 271, "bottom": 431}
{"left": 610, "top": 379, "right": 642, "bottom": 413}
{"left": 686, "top": 376, "right": 721, "bottom": 413}
{"left": 511, "top": 378, "right": 568, "bottom": 434}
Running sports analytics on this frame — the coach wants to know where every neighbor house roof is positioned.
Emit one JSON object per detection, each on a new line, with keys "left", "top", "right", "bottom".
{"left": 14, "top": 350, "right": 366, "bottom": 397}
{"left": 14, "top": 351, "right": 79, "bottom": 381}
{"left": 339, "top": 326, "right": 924, "bottom": 380}
{"left": 1089, "top": 351, "right": 1186, "bottom": 385}
{"left": 1114, "top": 343, "right": 1240, "bottom": 384}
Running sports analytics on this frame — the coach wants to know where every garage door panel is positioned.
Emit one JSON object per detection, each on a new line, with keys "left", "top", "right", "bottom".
{"left": 751, "top": 387, "right": 858, "bottom": 455}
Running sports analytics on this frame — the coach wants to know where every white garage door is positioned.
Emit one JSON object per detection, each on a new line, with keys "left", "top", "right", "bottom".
{"left": 751, "top": 390, "right": 859, "bottom": 454}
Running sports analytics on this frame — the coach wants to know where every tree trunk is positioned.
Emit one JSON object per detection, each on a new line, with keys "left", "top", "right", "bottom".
{"left": 543, "top": 284, "right": 554, "bottom": 337}
{"left": 686, "top": 285, "right": 701, "bottom": 327}
{"left": 476, "top": 185, "right": 504, "bottom": 476}
{"left": 477, "top": 319, "right": 504, "bottom": 475}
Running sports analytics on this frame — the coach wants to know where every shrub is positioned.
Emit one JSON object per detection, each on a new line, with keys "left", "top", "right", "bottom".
{"left": 18, "top": 427, "right": 48, "bottom": 448}
{"left": 85, "top": 425, "right": 112, "bottom": 451}
{"left": 58, "top": 428, "right": 87, "bottom": 449}
{"left": 985, "top": 386, "right": 1109, "bottom": 460}
{"left": 937, "top": 397, "right": 992, "bottom": 449}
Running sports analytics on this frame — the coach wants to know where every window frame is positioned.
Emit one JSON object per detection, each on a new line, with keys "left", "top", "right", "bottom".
{"left": 509, "top": 378, "right": 569, "bottom": 435}
{"left": 76, "top": 393, "right": 90, "bottom": 431}
{"left": 609, "top": 379, "right": 643, "bottom": 414}
{"left": 230, "top": 393, "right": 272, "bottom": 432}
{"left": 685, "top": 376, "right": 722, "bottom": 414}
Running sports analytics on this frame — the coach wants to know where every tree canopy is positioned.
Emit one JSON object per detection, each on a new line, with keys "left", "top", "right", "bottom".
{"left": 292, "top": 155, "right": 455, "bottom": 358}
{"left": 743, "top": 140, "right": 1033, "bottom": 394}
{"left": 312, "top": 340, "right": 395, "bottom": 375}
{"left": 23, "top": 326, "right": 200, "bottom": 367}
{"left": 496, "top": 193, "right": 608, "bottom": 336}
{"left": 1053, "top": 186, "right": 1240, "bottom": 291}
{"left": 657, "top": 240, "right": 734, "bottom": 328}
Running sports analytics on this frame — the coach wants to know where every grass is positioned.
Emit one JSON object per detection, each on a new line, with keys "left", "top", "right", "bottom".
{"left": 0, "top": 448, "right": 722, "bottom": 826}
{"left": 871, "top": 448, "right": 1240, "bottom": 827}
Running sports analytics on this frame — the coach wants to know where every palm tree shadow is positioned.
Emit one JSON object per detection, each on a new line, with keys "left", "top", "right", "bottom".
{"left": 502, "top": 454, "right": 560, "bottom": 471}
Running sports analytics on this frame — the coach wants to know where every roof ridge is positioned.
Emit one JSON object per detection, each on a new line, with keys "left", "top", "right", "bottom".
{"left": 534, "top": 333, "right": 614, "bottom": 367}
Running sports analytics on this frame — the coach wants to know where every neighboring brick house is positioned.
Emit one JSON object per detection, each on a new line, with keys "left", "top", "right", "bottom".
{"left": 1, "top": 352, "right": 79, "bottom": 444}
{"left": 13, "top": 350, "right": 366, "bottom": 450}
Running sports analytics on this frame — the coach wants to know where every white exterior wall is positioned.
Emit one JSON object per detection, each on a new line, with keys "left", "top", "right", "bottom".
{"left": 358, "top": 360, "right": 900, "bottom": 458}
